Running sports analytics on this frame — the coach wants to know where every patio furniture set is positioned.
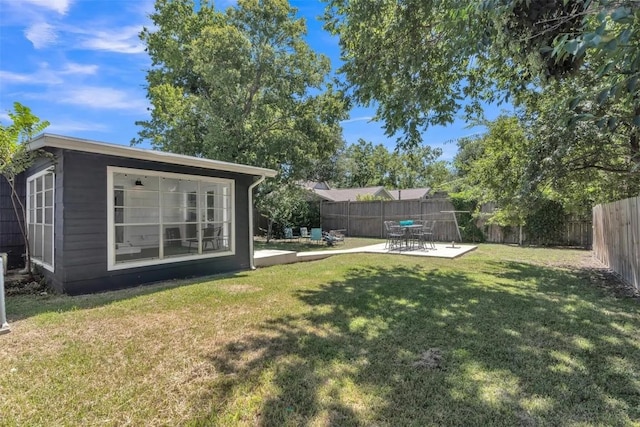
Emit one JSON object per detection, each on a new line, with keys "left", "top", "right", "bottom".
{"left": 384, "top": 220, "right": 437, "bottom": 252}
{"left": 284, "top": 227, "right": 345, "bottom": 246}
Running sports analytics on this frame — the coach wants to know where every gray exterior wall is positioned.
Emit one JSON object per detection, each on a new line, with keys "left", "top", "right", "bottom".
{"left": 26, "top": 148, "right": 255, "bottom": 294}
{"left": 0, "top": 174, "right": 26, "bottom": 269}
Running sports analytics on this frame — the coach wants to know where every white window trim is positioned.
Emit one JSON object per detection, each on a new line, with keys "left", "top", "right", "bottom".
{"left": 26, "top": 168, "right": 55, "bottom": 272}
{"left": 107, "top": 166, "right": 235, "bottom": 271}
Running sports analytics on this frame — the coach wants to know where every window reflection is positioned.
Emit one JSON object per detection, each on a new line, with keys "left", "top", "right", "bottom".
{"left": 112, "top": 171, "right": 233, "bottom": 265}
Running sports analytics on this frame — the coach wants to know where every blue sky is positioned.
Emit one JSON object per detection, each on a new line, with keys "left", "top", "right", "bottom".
{"left": 0, "top": 0, "right": 501, "bottom": 161}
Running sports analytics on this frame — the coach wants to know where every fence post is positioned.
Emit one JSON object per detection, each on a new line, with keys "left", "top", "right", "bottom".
{"left": 380, "top": 199, "right": 384, "bottom": 238}
{"left": 0, "top": 257, "right": 10, "bottom": 335}
{"left": 347, "top": 201, "right": 350, "bottom": 235}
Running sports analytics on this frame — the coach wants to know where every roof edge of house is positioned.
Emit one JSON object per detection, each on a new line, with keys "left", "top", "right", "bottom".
{"left": 28, "top": 133, "right": 278, "bottom": 178}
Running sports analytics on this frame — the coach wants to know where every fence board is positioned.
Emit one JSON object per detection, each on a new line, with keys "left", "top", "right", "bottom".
{"left": 593, "top": 196, "right": 640, "bottom": 291}
{"left": 321, "top": 198, "right": 592, "bottom": 247}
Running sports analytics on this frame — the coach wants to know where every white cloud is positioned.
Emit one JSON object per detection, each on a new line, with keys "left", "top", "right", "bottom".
{"left": 0, "top": 62, "right": 97, "bottom": 87}
{"left": 60, "top": 63, "right": 98, "bottom": 75}
{"left": 21, "top": 0, "right": 72, "bottom": 15}
{"left": 0, "top": 68, "right": 64, "bottom": 86}
{"left": 47, "top": 119, "right": 108, "bottom": 133}
{"left": 58, "top": 86, "right": 148, "bottom": 111}
{"left": 0, "top": 70, "right": 33, "bottom": 84}
{"left": 24, "top": 22, "right": 58, "bottom": 49}
{"left": 76, "top": 25, "right": 146, "bottom": 54}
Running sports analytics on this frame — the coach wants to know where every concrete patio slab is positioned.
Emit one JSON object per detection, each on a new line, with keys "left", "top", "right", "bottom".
{"left": 254, "top": 249, "right": 298, "bottom": 267}
{"left": 255, "top": 243, "right": 477, "bottom": 267}
{"left": 355, "top": 243, "right": 478, "bottom": 259}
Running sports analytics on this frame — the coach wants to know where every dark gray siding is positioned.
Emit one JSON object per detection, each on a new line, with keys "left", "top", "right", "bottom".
{"left": 0, "top": 174, "right": 25, "bottom": 269}
{"left": 59, "top": 149, "right": 254, "bottom": 295}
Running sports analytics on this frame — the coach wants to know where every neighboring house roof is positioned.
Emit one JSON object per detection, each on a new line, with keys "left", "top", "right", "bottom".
{"left": 389, "top": 187, "right": 431, "bottom": 200}
{"left": 28, "top": 134, "right": 278, "bottom": 178}
{"left": 299, "top": 180, "right": 331, "bottom": 190}
{"left": 313, "top": 186, "right": 394, "bottom": 202}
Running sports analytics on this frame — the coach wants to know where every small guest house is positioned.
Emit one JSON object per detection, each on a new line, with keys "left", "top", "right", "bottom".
{"left": 0, "top": 134, "right": 276, "bottom": 294}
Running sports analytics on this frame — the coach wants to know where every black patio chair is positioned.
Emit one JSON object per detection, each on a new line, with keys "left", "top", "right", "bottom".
{"left": 384, "top": 221, "right": 405, "bottom": 250}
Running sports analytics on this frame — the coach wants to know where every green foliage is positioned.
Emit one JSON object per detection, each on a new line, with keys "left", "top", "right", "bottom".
{"left": 324, "top": 0, "right": 483, "bottom": 148}
{"left": 137, "top": 0, "right": 347, "bottom": 182}
{"left": 524, "top": 199, "right": 567, "bottom": 246}
{"left": 0, "top": 102, "right": 50, "bottom": 180}
{"left": 325, "top": 0, "right": 640, "bottom": 204}
{"left": 0, "top": 102, "right": 50, "bottom": 275}
{"left": 336, "top": 139, "right": 383, "bottom": 188}
{"left": 448, "top": 193, "right": 485, "bottom": 243}
{"left": 335, "top": 138, "right": 448, "bottom": 189}
{"left": 325, "top": 0, "right": 639, "bottom": 145}
{"left": 450, "top": 115, "right": 578, "bottom": 244}
{"left": 523, "top": 77, "right": 640, "bottom": 211}
{"left": 452, "top": 116, "right": 533, "bottom": 226}
{"left": 256, "top": 181, "right": 311, "bottom": 241}
{"left": 355, "top": 194, "right": 386, "bottom": 201}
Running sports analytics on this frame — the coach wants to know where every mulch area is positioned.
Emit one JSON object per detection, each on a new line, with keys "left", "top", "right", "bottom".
{"left": 3, "top": 270, "right": 49, "bottom": 296}
{"left": 569, "top": 253, "right": 639, "bottom": 301}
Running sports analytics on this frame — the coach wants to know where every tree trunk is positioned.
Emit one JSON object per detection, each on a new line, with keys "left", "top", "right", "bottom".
{"left": 519, "top": 224, "right": 523, "bottom": 246}
{"left": 266, "top": 218, "right": 274, "bottom": 243}
{"left": 7, "top": 177, "right": 32, "bottom": 277}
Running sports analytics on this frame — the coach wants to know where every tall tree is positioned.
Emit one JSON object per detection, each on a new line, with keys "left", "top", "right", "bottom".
{"left": 324, "top": 0, "right": 640, "bottom": 193}
{"left": 325, "top": 0, "right": 638, "bottom": 144}
{"left": 0, "top": 103, "right": 49, "bottom": 275}
{"left": 255, "top": 181, "right": 311, "bottom": 242}
{"left": 523, "top": 76, "right": 640, "bottom": 214}
{"left": 452, "top": 116, "right": 533, "bottom": 227}
{"left": 335, "top": 139, "right": 447, "bottom": 189}
{"left": 136, "top": 0, "right": 347, "bottom": 181}
{"left": 335, "top": 139, "right": 384, "bottom": 187}
{"left": 389, "top": 145, "right": 446, "bottom": 189}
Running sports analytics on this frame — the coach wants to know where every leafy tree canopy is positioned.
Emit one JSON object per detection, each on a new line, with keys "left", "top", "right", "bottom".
{"left": 324, "top": 0, "right": 639, "bottom": 173}
{"left": 0, "top": 102, "right": 49, "bottom": 275}
{"left": 335, "top": 138, "right": 450, "bottom": 189}
{"left": 136, "top": 0, "right": 347, "bottom": 182}
{"left": 450, "top": 116, "right": 533, "bottom": 225}
{"left": 0, "top": 102, "right": 49, "bottom": 180}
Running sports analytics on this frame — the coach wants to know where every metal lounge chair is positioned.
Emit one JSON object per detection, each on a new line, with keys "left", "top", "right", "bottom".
{"left": 284, "top": 227, "right": 299, "bottom": 242}
{"left": 310, "top": 227, "right": 323, "bottom": 244}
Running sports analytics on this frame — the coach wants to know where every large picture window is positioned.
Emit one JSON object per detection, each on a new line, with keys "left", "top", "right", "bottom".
{"left": 27, "top": 170, "right": 55, "bottom": 271}
{"left": 107, "top": 167, "right": 234, "bottom": 270}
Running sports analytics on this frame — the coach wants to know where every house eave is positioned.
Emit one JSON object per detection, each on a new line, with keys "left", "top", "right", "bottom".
{"left": 28, "top": 134, "right": 278, "bottom": 178}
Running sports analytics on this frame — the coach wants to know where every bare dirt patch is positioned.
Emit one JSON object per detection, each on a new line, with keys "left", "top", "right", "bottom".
{"left": 218, "top": 284, "right": 262, "bottom": 294}
{"left": 412, "top": 348, "right": 444, "bottom": 369}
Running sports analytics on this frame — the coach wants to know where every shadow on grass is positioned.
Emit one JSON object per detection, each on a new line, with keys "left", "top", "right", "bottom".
{"left": 5, "top": 271, "right": 246, "bottom": 321}
{"left": 195, "top": 262, "right": 640, "bottom": 426}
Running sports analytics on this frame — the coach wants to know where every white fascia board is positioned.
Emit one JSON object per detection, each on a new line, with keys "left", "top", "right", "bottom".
{"left": 28, "top": 134, "right": 277, "bottom": 178}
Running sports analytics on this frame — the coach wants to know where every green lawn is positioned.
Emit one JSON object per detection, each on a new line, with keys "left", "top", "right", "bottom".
{"left": 2, "top": 245, "right": 639, "bottom": 426}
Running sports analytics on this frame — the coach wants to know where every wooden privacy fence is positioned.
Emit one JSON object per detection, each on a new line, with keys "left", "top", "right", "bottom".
{"left": 321, "top": 199, "right": 461, "bottom": 242}
{"left": 321, "top": 199, "right": 592, "bottom": 247}
{"left": 593, "top": 196, "right": 640, "bottom": 291}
